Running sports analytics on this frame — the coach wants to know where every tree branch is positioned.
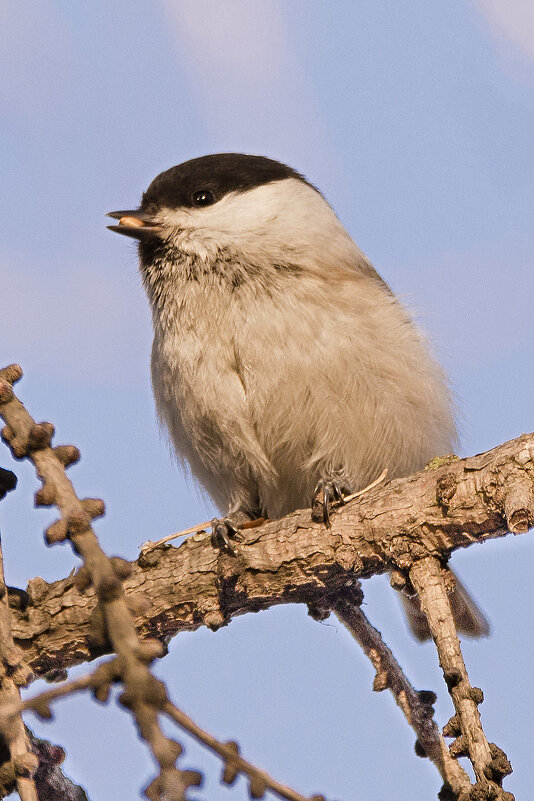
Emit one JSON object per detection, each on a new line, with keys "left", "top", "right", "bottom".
{"left": 0, "top": 661, "right": 325, "bottom": 801}
{"left": 410, "top": 557, "right": 513, "bottom": 800}
{"left": 163, "top": 701, "right": 325, "bottom": 801}
{"left": 6, "top": 433, "right": 532, "bottom": 677}
{"left": 0, "top": 366, "right": 201, "bottom": 800}
{"left": 1, "top": 365, "right": 531, "bottom": 799}
{"left": 333, "top": 594, "right": 471, "bottom": 796}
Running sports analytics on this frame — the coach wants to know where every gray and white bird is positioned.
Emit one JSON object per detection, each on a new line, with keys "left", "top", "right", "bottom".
{"left": 108, "top": 153, "right": 489, "bottom": 640}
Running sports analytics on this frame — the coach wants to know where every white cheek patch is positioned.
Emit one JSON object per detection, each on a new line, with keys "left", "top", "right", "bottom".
{"left": 156, "top": 179, "right": 318, "bottom": 235}
{"left": 152, "top": 178, "right": 361, "bottom": 274}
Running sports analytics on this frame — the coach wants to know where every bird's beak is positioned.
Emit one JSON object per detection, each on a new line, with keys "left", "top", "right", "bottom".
{"left": 106, "top": 210, "right": 162, "bottom": 239}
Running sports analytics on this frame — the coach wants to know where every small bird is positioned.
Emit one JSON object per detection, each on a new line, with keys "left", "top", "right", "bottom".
{"left": 108, "top": 153, "right": 489, "bottom": 640}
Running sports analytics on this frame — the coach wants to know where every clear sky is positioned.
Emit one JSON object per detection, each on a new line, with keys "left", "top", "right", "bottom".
{"left": 1, "top": 2, "right": 533, "bottom": 799}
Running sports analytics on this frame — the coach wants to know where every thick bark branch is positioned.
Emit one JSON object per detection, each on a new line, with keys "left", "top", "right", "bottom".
{"left": 7, "top": 433, "right": 533, "bottom": 677}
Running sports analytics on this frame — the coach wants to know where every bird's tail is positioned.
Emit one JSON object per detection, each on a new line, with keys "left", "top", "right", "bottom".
{"left": 401, "top": 569, "right": 490, "bottom": 641}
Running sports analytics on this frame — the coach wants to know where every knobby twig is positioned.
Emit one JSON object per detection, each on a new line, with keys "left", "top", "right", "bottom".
{"left": 0, "top": 365, "right": 325, "bottom": 801}
{"left": 410, "top": 558, "right": 513, "bottom": 801}
{"left": 333, "top": 592, "right": 471, "bottom": 797}
{"left": 0, "top": 658, "right": 325, "bottom": 801}
{"left": 163, "top": 702, "right": 326, "bottom": 801}
{"left": 0, "top": 466, "right": 87, "bottom": 798}
{"left": 0, "top": 366, "right": 199, "bottom": 801}
{"left": 0, "top": 596, "right": 473, "bottom": 801}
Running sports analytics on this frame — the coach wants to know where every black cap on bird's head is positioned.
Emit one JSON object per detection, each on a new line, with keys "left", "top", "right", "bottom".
{"left": 107, "top": 153, "right": 311, "bottom": 239}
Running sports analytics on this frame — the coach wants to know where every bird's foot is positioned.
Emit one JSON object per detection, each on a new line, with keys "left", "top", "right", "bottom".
{"left": 210, "top": 498, "right": 262, "bottom": 556}
{"left": 311, "top": 475, "right": 353, "bottom": 527}
{"left": 211, "top": 517, "right": 240, "bottom": 555}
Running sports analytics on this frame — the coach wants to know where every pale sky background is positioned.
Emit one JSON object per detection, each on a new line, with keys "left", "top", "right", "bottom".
{"left": 1, "top": 2, "right": 533, "bottom": 800}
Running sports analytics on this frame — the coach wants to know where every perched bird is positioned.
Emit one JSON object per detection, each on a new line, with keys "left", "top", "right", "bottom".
{"left": 108, "top": 153, "right": 489, "bottom": 640}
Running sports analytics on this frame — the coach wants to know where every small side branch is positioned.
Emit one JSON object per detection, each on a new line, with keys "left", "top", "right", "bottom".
{"left": 334, "top": 595, "right": 471, "bottom": 797}
{"left": 0, "top": 365, "right": 199, "bottom": 800}
{"left": 0, "top": 661, "right": 326, "bottom": 801}
{"left": 410, "top": 557, "right": 513, "bottom": 800}
{"left": 163, "top": 702, "right": 325, "bottom": 801}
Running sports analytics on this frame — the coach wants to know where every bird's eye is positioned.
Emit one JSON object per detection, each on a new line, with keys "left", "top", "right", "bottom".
{"left": 191, "top": 189, "right": 215, "bottom": 207}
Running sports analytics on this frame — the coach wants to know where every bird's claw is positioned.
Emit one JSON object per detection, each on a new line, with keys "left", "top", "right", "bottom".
{"left": 311, "top": 477, "right": 352, "bottom": 528}
{"left": 211, "top": 518, "right": 239, "bottom": 555}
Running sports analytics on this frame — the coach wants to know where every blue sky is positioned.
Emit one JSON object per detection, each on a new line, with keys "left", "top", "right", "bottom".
{"left": 1, "top": 2, "right": 533, "bottom": 799}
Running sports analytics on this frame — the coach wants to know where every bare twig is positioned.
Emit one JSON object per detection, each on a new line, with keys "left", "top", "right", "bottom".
{"left": 339, "top": 467, "right": 388, "bottom": 503}
{"left": 0, "top": 659, "right": 324, "bottom": 801}
{"left": 333, "top": 595, "right": 471, "bottom": 797}
{"left": 0, "top": 366, "right": 332, "bottom": 801}
{"left": 141, "top": 521, "right": 213, "bottom": 554}
{"left": 0, "top": 366, "right": 199, "bottom": 800}
{"left": 0, "top": 674, "right": 96, "bottom": 726}
{"left": 163, "top": 702, "right": 325, "bottom": 801}
{"left": 410, "top": 557, "right": 513, "bottom": 800}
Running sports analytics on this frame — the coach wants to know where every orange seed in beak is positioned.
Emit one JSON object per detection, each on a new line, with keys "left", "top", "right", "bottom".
{"left": 119, "top": 216, "right": 146, "bottom": 228}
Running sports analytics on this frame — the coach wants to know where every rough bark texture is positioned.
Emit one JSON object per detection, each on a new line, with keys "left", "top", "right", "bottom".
{"left": 1, "top": 359, "right": 531, "bottom": 800}
{"left": 333, "top": 597, "right": 472, "bottom": 795}
{"left": 409, "top": 557, "right": 513, "bottom": 800}
{"left": 8, "top": 433, "right": 533, "bottom": 678}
